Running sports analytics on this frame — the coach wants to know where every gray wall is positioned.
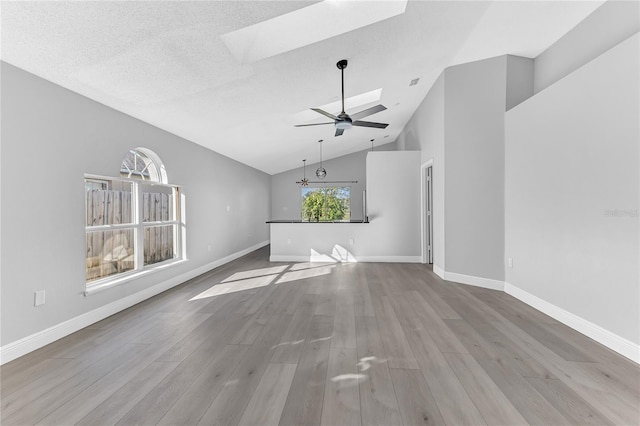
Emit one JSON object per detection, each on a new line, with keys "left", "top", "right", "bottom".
{"left": 397, "top": 56, "right": 512, "bottom": 282}
{"left": 506, "top": 55, "right": 534, "bottom": 111}
{"left": 395, "top": 0, "right": 639, "bottom": 351}
{"left": 269, "top": 151, "right": 422, "bottom": 261}
{"left": 1, "top": 62, "right": 271, "bottom": 346}
{"left": 444, "top": 56, "right": 507, "bottom": 282}
{"left": 366, "top": 151, "right": 422, "bottom": 257}
{"left": 506, "top": 33, "right": 640, "bottom": 345}
{"left": 394, "top": 74, "right": 446, "bottom": 271}
{"left": 372, "top": 0, "right": 639, "bottom": 355}
{"left": 534, "top": 0, "right": 640, "bottom": 94}
{"left": 270, "top": 142, "right": 396, "bottom": 221}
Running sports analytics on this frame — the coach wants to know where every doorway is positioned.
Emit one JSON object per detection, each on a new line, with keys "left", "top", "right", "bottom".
{"left": 422, "top": 161, "right": 433, "bottom": 264}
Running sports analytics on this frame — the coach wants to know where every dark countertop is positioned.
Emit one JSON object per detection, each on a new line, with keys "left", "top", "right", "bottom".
{"left": 267, "top": 219, "right": 369, "bottom": 224}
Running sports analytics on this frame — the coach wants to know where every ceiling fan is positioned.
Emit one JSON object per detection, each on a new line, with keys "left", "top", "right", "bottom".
{"left": 295, "top": 59, "right": 389, "bottom": 137}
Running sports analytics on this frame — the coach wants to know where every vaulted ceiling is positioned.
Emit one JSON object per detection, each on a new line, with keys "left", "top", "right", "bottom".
{"left": 1, "top": 1, "right": 603, "bottom": 174}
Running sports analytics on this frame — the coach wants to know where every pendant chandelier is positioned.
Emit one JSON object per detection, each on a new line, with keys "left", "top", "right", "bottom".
{"left": 296, "top": 141, "right": 357, "bottom": 185}
{"left": 300, "top": 159, "right": 309, "bottom": 186}
{"left": 316, "top": 139, "right": 326, "bottom": 179}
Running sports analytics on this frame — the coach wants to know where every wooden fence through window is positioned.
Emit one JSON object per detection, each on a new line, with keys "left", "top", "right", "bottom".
{"left": 86, "top": 189, "right": 175, "bottom": 281}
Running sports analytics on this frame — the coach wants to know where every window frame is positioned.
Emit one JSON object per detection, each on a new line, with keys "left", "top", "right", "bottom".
{"left": 84, "top": 173, "right": 185, "bottom": 294}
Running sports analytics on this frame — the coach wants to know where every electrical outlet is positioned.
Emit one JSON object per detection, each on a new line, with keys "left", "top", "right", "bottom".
{"left": 508, "top": 257, "right": 513, "bottom": 268}
{"left": 287, "top": 239, "right": 292, "bottom": 245}
{"left": 349, "top": 238, "right": 355, "bottom": 245}
{"left": 34, "top": 290, "right": 46, "bottom": 307}
{"left": 208, "top": 245, "right": 212, "bottom": 252}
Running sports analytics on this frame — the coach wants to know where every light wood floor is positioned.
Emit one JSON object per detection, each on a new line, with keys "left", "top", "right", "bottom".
{"left": 2, "top": 246, "right": 639, "bottom": 425}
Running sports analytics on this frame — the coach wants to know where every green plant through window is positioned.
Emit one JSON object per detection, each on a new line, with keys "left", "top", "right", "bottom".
{"left": 301, "top": 187, "right": 350, "bottom": 222}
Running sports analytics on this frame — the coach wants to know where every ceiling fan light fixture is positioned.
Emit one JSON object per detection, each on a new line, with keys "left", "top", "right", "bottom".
{"left": 294, "top": 59, "right": 388, "bottom": 136}
{"left": 335, "top": 120, "right": 352, "bottom": 130}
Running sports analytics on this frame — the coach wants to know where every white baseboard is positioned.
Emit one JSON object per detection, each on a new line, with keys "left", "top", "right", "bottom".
{"left": 0, "top": 240, "right": 269, "bottom": 365}
{"left": 441, "top": 270, "right": 505, "bottom": 291}
{"left": 269, "top": 255, "right": 315, "bottom": 263}
{"left": 6, "top": 244, "right": 637, "bottom": 367}
{"left": 433, "top": 264, "right": 445, "bottom": 279}
{"left": 429, "top": 270, "right": 639, "bottom": 364}
{"left": 505, "top": 282, "right": 640, "bottom": 364}
{"left": 269, "top": 254, "right": 422, "bottom": 263}
{"left": 204, "top": 240, "right": 270, "bottom": 271}
{"left": 356, "top": 255, "right": 422, "bottom": 263}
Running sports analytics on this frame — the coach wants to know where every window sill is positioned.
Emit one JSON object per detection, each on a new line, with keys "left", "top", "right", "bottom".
{"left": 84, "top": 258, "right": 188, "bottom": 296}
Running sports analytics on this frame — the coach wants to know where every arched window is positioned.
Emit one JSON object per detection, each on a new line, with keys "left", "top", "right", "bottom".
{"left": 120, "top": 147, "right": 168, "bottom": 183}
{"left": 84, "top": 148, "right": 183, "bottom": 292}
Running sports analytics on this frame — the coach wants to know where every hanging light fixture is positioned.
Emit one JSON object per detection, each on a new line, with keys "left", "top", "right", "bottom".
{"left": 316, "top": 139, "right": 326, "bottom": 179}
{"left": 300, "top": 159, "right": 309, "bottom": 187}
{"left": 371, "top": 138, "right": 375, "bottom": 152}
{"left": 297, "top": 143, "right": 357, "bottom": 185}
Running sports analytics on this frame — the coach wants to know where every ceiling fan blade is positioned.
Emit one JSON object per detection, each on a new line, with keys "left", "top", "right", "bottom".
{"left": 335, "top": 128, "right": 345, "bottom": 137}
{"left": 352, "top": 120, "right": 389, "bottom": 129}
{"left": 294, "top": 122, "right": 334, "bottom": 127}
{"left": 350, "top": 104, "right": 387, "bottom": 121}
{"left": 311, "top": 108, "right": 338, "bottom": 120}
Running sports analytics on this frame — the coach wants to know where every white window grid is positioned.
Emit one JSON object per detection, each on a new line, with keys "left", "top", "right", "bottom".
{"left": 84, "top": 173, "right": 183, "bottom": 288}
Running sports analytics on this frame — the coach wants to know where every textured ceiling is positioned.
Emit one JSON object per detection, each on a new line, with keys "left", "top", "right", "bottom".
{"left": 1, "top": 1, "right": 603, "bottom": 175}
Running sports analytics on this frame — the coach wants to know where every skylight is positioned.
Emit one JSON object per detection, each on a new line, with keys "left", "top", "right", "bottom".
{"left": 221, "top": 0, "right": 408, "bottom": 63}
{"left": 294, "top": 88, "right": 383, "bottom": 123}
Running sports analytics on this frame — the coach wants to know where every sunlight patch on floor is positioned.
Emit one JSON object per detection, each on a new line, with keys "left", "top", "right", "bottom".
{"left": 271, "top": 339, "right": 305, "bottom": 350}
{"left": 289, "top": 262, "right": 337, "bottom": 271}
{"left": 189, "top": 274, "right": 278, "bottom": 301}
{"left": 310, "top": 335, "right": 333, "bottom": 343}
{"left": 357, "top": 356, "right": 386, "bottom": 372}
{"left": 330, "top": 356, "right": 386, "bottom": 388}
{"left": 221, "top": 265, "right": 289, "bottom": 283}
{"left": 276, "top": 265, "right": 335, "bottom": 284}
{"left": 330, "top": 373, "right": 368, "bottom": 387}
{"left": 189, "top": 259, "right": 349, "bottom": 302}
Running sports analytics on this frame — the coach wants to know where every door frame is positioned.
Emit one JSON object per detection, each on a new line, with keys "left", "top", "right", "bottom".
{"left": 421, "top": 159, "right": 434, "bottom": 264}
